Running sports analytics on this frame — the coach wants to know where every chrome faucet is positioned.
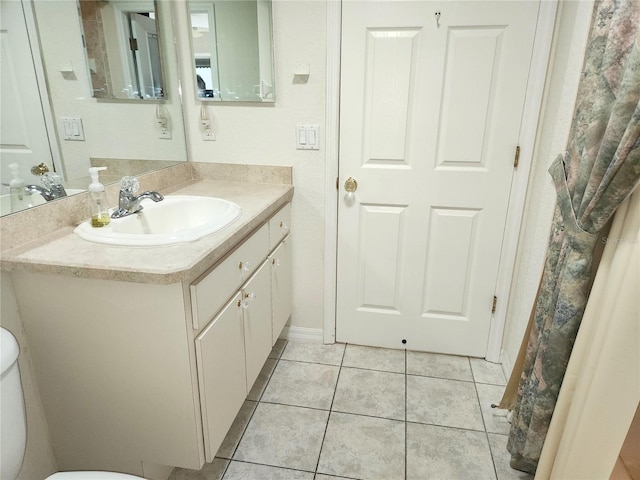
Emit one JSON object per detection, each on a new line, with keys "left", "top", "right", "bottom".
{"left": 24, "top": 172, "right": 68, "bottom": 201}
{"left": 111, "top": 176, "right": 163, "bottom": 219}
{"left": 24, "top": 184, "right": 63, "bottom": 201}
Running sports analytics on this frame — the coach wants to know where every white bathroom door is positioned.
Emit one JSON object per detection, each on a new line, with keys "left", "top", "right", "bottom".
{"left": 0, "top": 0, "right": 55, "bottom": 186}
{"left": 336, "top": 1, "right": 540, "bottom": 357}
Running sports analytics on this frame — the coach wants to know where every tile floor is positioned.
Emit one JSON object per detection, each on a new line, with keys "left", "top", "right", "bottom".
{"left": 169, "top": 340, "right": 533, "bottom": 480}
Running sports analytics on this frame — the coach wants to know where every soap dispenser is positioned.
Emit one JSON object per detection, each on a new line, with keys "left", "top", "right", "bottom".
{"left": 88, "top": 167, "right": 110, "bottom": 227}
{"left": 8, "top": 163, "right": 29, "bottom": 212}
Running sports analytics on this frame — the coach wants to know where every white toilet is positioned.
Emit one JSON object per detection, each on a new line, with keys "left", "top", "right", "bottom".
{"left": 1, "top": 327, "right": 145, "bottom": 480}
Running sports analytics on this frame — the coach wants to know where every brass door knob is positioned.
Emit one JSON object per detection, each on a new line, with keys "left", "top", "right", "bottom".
{"left": 31, "top": 163, "right": 50, "bottom": 176}
{"left": 344, "top": 177, "right": 358, "bottom": 193}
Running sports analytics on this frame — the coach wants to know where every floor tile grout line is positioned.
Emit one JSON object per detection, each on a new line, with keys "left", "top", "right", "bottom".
{"left": 223, "top": 339, "right": 288, "bottom": 471}
{"left": 475, "top": 380, "right": 508, "bottom": 387}
{"left": 254, "top": 399, "right": 407, "bottom": 423}
{"left": 329, "top": 363, "right": 405, "bottom": 376}
{"left": 253, "top": 339, "right": 287, "bottom": 403}
{"left": 471, "top": 359, "right": 500, "bottom": 480}
{"left": 406, "top": 371, "right": 476, "bottom": 384}
{"left": 327, "top": 407, "right": 407, "bottom": 424}
{"left": 259, "top": 399, "right": 332, "bottom": 413}
{"left": 405, "top": 418, "right": 492, "bottom": 435}
{"left": 277, "top": 357, "right": 344, "bottom": 368}
{"left": 404, "top": 348, "right": 408, "bottom": 480}
{"left": 223, "top": 457, "right": 317, "bottom": 475}
{"left": 313, "top": 342, "right": 347, "bottom": 476}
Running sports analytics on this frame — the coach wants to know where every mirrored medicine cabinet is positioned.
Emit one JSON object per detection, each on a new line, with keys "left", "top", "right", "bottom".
{"left": 188, "top": 0, "right": 275, "bottom": 102}
{"left": 79, "top": 0, "right": 166, "bottom": 100}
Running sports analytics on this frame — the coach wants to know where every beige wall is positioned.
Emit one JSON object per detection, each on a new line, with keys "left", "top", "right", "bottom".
{"left": 500, "top": 0, "right": 594, "bottom": 374}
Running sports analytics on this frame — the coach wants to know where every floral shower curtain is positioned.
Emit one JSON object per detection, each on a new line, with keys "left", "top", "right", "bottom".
{"left": 505, "top": 0, "right": 640, "bottom": 474}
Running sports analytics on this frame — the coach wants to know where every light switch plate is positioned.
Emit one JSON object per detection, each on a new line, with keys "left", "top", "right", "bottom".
{"left": 61, "top": 116, "right": 85, "bottom": 141}
{"left": 296, "top": 125, "right": 319, "bottom": 150}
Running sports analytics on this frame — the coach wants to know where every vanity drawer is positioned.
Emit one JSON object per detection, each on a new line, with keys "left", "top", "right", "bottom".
{"left": 191, "top": 223, "right": 269, "bottom": 330}
{"left": 268, "top": 203, "right": 291, "bottom": 251}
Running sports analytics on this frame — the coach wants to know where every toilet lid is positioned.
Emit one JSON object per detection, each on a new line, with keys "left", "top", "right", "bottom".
{"left": 46, "top": 472, "right": 145, "bottom": 480}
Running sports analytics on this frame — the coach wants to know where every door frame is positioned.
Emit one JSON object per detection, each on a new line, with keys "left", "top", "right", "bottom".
{"left": 324, "top": 0, "right": 559, "bottom": 361}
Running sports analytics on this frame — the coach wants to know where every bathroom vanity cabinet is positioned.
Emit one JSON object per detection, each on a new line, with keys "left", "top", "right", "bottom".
{"left": 192, "top": 206, "right": 291, "bottom": 461}
{"left": 8, "top": 196, "right": 292, "bottom": 476}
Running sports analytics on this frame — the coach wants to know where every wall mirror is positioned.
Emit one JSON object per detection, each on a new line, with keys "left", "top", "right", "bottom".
{"left": 79, "top": 0, "right": 166, "bottom": 100}
{"left": 188, "top": 0, "right": 275, "bottom": 102}
{"left": 0, "top": 0, "right": 187, "bottom": 217}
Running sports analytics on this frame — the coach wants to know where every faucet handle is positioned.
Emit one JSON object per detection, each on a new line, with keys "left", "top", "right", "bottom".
{"left": 120, "top": 176, "right": 139, "bottom": 194}
{"left": 41, "top": 172, "right": 62, "bottom": 188}
{"left": 41, "top": 172, "right": 67, "bottom": 198}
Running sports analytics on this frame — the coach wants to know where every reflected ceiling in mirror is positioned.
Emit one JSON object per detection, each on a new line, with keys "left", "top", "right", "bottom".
{"left": 189, "top": 0, "right": 275, "bottom": 102}
{"left": 79, "top": 0, "right": 166, "bottom": 100}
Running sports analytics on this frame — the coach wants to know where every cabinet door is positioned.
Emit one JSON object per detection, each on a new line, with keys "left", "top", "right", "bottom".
{"left": 195, "top": 292, "right": 246, "bottom": 462}
{"left": 242, "top": 260, "right": 272, "bottom": 391}
{"left": 270, "top": 235, "right": 292, "bottom": 345}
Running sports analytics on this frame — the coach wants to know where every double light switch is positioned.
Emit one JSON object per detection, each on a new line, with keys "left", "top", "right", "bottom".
{"left": 296, "top": 125, "right": 319, "bottom": 150}
{"left": 61, "top": 116, "right": 85, "bottom": 141}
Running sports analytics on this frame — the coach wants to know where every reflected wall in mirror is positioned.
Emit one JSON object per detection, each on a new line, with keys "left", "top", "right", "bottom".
{"left": 79, "top": 0, "right": 166, "bottom": 100}
{"left": 0, "top": 0, "right": 187, "bottom": 217}
{"left": 189, "top": 0, "right": 275, "bottom": 102}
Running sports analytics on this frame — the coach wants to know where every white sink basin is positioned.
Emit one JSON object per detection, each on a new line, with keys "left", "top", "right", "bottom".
{"left": 74, "top": 195, "right": 241, "bottom": 246}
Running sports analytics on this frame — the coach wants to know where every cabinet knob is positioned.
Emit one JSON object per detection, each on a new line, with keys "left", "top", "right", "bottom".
{"left": 238, "top": 261, "right": 251, "bottom": 272}
{"left": 271, "top": 258, "right": 281, "bottom": 267}
{"left": 241, "top": 292, "right": 256, "bottom": 309}
{"left": 279, "top": 221, "right": 289, "bottom": 233}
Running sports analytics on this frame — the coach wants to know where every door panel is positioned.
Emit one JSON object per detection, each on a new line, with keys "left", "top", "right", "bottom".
{"left": 363, "top": 28, "right": 420, "bottom": 165}
{"left": 422, "top": 207, "right": 479, "bottom": 318}
{"left": 0, "top": 0, "right": 54, "bottom": 186}
{"left": 437, "top": 27, "right": 505, "bottom": 168}
{"left": 337, "top": 1, "right": 540, "bottom": 356}
{"left": 357, "top": 203, "right": 407, "bottom": 311}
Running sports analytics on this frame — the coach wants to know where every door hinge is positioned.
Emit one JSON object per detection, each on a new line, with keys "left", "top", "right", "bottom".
{"left": 129, "top": 38, "right": 138, "bottom": 51}
{"left": 491, "top": 296, "right": 498, "bottom": 314}
{"left": 514, "top": 146, "right": 521, "bottom": 168}
{"left": 336, "top": 176, "right": 339, "bottom": 190}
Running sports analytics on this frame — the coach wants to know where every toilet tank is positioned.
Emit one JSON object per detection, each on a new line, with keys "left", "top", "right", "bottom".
{"left": 1, "top": 327, "right": 27, "bottom": 480}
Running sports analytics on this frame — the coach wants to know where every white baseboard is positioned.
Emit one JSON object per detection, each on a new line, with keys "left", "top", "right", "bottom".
{"left": 501, "top": 348, "right": 514, "bottom": 382}
{"left": 280, "top": 325, "right": 324, "bottom": 343}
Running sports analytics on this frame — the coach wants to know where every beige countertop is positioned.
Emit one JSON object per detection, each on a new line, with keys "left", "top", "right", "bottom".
{"left": 1, "top": 179, "right": 293, "bottom": 285}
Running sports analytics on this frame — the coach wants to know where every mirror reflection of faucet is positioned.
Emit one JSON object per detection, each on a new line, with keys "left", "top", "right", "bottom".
{"left": 111, "top": 176, "right": 164, "bottom": 219}
{"left": 7, "top": 164, "right": 68, "bottom": 213}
